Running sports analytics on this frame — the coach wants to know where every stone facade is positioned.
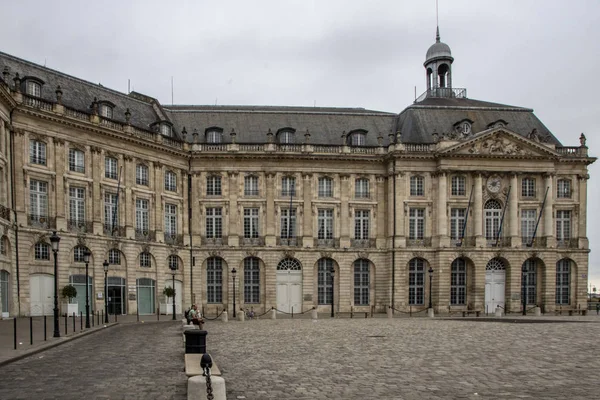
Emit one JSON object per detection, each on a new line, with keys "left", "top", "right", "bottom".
{"left": 0, "top": 33, "right": 594, "bottom": 318}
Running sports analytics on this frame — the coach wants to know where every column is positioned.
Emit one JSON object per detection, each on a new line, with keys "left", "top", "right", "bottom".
{"left": 227, "top": 171, "right": 239, "bottom": 246}
{"left": 578, "top": 174, "right": 589, "bottom": 248}
{"left": 473, "top": 173, "right": 483, "bottom": 246}
{"left": 124, "top": 155, "right": 134, "bottom": 237}
{"left": 543, "top": 173, "right": 554, "bottom": 247}
{"left": 339, "top": 174, "right": 350, "bottom": 247}
{"left": 376, "top": 175, "right": 386, "bottom": 248}
{"left": 509, "top": 173, "right": 519, "bottom": 245}
{"left": 436, "top": 172, "right": 448, "bottom": 247}
{"left": 12, "top": 129, "right": 26, "bottom": 224}
{"left": 182, "top": 169, "right": 190, "bottom": 245}
{"left": 395, "top": 172, "right": 405, "bottom": 247}
{"left": 154, "top": 162, "right": 163, "bottom": 238}
{"left": 53, "top": 138, "right": 66, "bottom": 230}
{"left": 265, "top": 173, "right": 276, "bottom": 246}
{"left": 302, "top": 173, "right": 313, "bottom": 247}
{"left": 91, "top": 146, "right": 102, "bottom": 234}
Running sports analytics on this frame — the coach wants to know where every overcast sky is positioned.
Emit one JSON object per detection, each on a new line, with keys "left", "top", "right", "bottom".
{"left": 2, "top": 0, "right": 599, "bottom": 290}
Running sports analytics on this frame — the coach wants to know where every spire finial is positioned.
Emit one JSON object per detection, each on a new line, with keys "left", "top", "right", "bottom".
{"left": 436, "top": 26, "right": 440, "bottom": 43}
{"left": 435, "top": 0, "right": 440, "bottom": 42}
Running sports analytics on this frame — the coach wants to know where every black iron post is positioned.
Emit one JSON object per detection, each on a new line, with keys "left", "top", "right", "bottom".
{"left": 330, "top": 266, "right": 335, "bottom": 318}
{"left": 171, "top": 267, "right": 176, "bottom": 321}
{"left": 231, "top": 268, "right": 237, "bottom": 318}
{"left": 50, "top": 231, "right": 61, "bottom": 338}
{"left": 103, "top": 260, "right": 109, "bottom": 323}
{"left": 83, "top": 249, "right": 91, "bottom": 328}
{"left": 522, "top": 265, "right": 527, "bottom": 316}
{"left": 428, "top": 267, "right": 434, "bottom": 309}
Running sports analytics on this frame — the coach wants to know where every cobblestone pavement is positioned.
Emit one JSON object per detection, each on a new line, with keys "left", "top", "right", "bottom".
{"left": 204, "top": 317, "right": 600, "bottom": 400}
{"left": 0, "top": 320, "right": 187, "bottom": 400}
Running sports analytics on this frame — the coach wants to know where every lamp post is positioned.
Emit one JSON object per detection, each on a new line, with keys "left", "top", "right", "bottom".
{"left": 231, "top": 268, "right": 237, "bottom": 318}
{"left": 103, "top": 260, "right": 109, "bottom": 323}
{"left": 49, "top": 231, "right": 61, "bottom": 338}
{"left": 170, "top": 267, "right": 177, "bottom": 320}
{"left": 522, "top": 265, "right": 527, "bottom": 316}
{"left": 330, "top": 266, "right": 335, "bottom": 318}
{"left": 428, "top": 267, "right": 434, "bottom": 310}
{"left": 83, "top": 249, "right": 91, "bottom": 328}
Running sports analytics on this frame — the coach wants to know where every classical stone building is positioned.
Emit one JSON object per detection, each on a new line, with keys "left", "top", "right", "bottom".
{"left": 0, "top": 30, "right": 594, "bottom": 318}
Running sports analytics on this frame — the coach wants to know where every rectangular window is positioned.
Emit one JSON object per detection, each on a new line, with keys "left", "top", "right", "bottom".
{"left": 244, "top": 258, "right": 260, "bottom": 304}
{"left": 164, "top": 204, "right": 177, "bottom": 235}
{"left": 317, "top": 259, "right": 333, "bottom": 305}
{"left": 34, "top": 243, "right": 49, "bottom": 260}
{"left": 165, "top": 171, "right": 177, "bottom": 192}
{"left": 244, "top": 208, "right": 259, "bottom": 238}
{"left": 355, "top": 178, "right": 369, "bottom": 198}
{"left": 409, "top": 208, "right": 425, "bottom": 240}
{"left": 206, "top": 207, "right": 223, "bottom": 238}
{"left": 450, "top": 208, "right": 466, "bottom": 240}
{"left": 26, "top": 81, "right": 41, "bottom": 97}
{"left": 281, "top": 176, "right": 296, "bottom": 197}
{"left": 104, "top": 192, "right": 118, "bottom": 232}
{"left": 29, "top": 140, "right": 46, "bottom": 165}
{"left": 521, "top": 209, "right": 537, "bottom": 245}
{"left": 108, "top": 249, "right": 120, "bottom": 265}
{"left": 140, "top": 252, "right": 151, "bottom": 268}
{"left": 354, "top": 260, "right": 369, "bottom": 306}
{"left": 68, "top": 149, "right": 85, "bottom": 173}
{"left": 556, "top": 210, "right": 571, "bottom": 241}
{"left": 354, "top": 210, "right": 369, "bottom": 240}
{"left": 244, "top": 175, "right": 259, "bottom": 196}
{"left": 105, "top": 157, "right": 118, "bottom": 179}
{"left": 522, "top": 178, "right": 536, "bottom": 198}
{"left": 280, "top": 208, "right": 297, "bottom": 239}
{"left": 450, "top": 260, "right": 466, "bottom": 305}
{"left": 135, "top": 198, "right": 149, "bottom": 232}
{"left": 556, "top": 260, "right": 570, "bottom": 305}
{"left": 69, "top": 187, "right": 85, "bottom": 224}
{"left": 206, "top": 130, "right": 222, "bottom": 144}
{"left": 451, "top": 176, "right": 466, "bottom": 196}
{"left": 317, "top": 209, "right": 334, "bottom": 239}
{"left": 557, "top": 179, "right": 571, "bottom": 199}
{"left": 100, "top": 104, "right": 113, "bottom": 119}
{"left": 29, "top": 180, "right": 48, "bottom": 222}
{"left": 136, "top": 165, "right": 149, "bottom": 186}
{"left": 318, "top": 177, "right": 333, "bottom": 197}
{"left": 207, "top": 176, "right": 222, "bottom": 196}
{"left": 207, "top": 258, "right": 223, "bottom": 303}
{"left": 410, "top": 176, "right": 424, "bottom": 196}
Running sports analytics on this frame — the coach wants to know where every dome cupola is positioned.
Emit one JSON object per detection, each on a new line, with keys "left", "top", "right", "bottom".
{"left": 424, "top": 27, "right": 454, "bottom": 93}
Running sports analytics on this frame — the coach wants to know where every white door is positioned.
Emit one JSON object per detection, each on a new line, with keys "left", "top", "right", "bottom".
{"left": 165, "top": 279, "right": 183, "bottom": 314}
{"left": 276, "top": 270, "right": 302, "bottom": 313}
{"left": 485, "top": 270, "right": 505, "bottom": 313}
{"left": 30, "top": 274, "right": 54, "bottom": 316}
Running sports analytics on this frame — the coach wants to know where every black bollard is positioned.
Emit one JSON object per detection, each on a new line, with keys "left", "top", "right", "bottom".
{"left": 115, "top": 312, "right": 117, "bottom": 323}
{"left": 184, "top": 330, "right": 208, "bottom": 354}
{"left": 136, "top": 307, "right": 139, "bottom": 322}
{"left": 157, "top": 307, "right": 159, "bottom": 321}
{"left": 101, "top": 310, "right": 104, "bottom": 324}
{"left": 291, "top": 306, "right": 294, "bottom": 319}
{"left": 44, "top": 315, "right": 47, "bottom": 341}
{"left": 13, "top": 318, "right": 17, "bottom": 350}
{"left": 80, "top": 311, "right": 83, "bottom": 331}
{"left": 30, "top": 317, "right": 33, "bottom": 345}
{"left": 65, "top": 313, "right": 68, "bottom": 334}
{"left": 73, "top": 312, "right": 76, "bottom": 333}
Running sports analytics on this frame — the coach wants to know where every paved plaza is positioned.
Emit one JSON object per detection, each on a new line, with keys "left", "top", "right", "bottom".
{"left": 0, "top": 315, "right": 599, "bottom": 399}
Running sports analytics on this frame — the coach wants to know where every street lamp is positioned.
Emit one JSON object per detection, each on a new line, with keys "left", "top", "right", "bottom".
{"left": 231, "top": 268, "right": 237, "bottom": 318}
{"left": 170, "top": 266, "right": 177, "bottom": 320}
{"left": 83, "top": 249, "right": 91, "bottom": 328}
{"left": 49, "top": 231, "right": 61, "bottom": 338}
{"left": 330, "top": 266, "right": 335, "bottom": 318}
{"left": 428, "top": 267, "right": 434, "bottom": 310}
{"left": 522, "top": 265, "right": 527, "bottom": 316}
{"left": 103, "top": 260, "right": 109, "bottom": 323}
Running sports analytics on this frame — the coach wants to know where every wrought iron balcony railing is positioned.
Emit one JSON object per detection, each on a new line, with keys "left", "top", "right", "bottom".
{"left": 135, "top": 229, "right": 156, "bottom": 241}
{"left": 67, "top": 219, "right": 93, "bottom": 234}
{"left": 103, "top": 224, "right": 125, "bottom": 237}
{"left": 523, "top": 237, "right": 547, "bottom": 248}
{"left": 487, "top": 237, "right": 512, "bottom": 247}
{"left": 28, "top": 214, "right": 56, "bottom": 229}
{"left": 316, "top": 238, "right": 340, "bottom": 248}
{"left": 164, "top": 233, "right": 183, "bottom": 245}
{"left": 350, "top": 238, "right": 376, "bottom": 248}
{"left": 557, "top": 238, "right": 578, "bottom": 249}
{"left": 201, "top": 236, "right": 226, "bottom": 246}
{"left": 406, "top": 237, "right": 432, "bottom": 248}
{"left": 241, "top": 237, "right": 265, "bottom": 246}
{"left": 451, "top": 236, "right": 476, "bottom": 247}
{"left": 277, "top": 237, "right": 299, "bottom": 247}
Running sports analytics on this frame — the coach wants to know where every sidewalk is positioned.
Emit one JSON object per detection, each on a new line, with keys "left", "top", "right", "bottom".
{"left": 0, "top": 312, "right": 175, "bottom": 366}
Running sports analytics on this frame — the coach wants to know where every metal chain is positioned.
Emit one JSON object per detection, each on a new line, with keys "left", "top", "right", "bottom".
{"left": 204, "top": 367, "right": 214, "bottom": 400}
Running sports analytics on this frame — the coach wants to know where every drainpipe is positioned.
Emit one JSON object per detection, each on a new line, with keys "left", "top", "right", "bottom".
{"left": 8, "top": 108, "right": 21, "bottom": 316}
{"left": 391, "top": 158, "right": 396, "bottom": 312}
{"left": 188, "top": 155, "right": 193, "bottom": 305}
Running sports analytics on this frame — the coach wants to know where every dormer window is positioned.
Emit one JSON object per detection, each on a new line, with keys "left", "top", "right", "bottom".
{"left": 278, "top": 130, "right": 295, "bottom": 144}
{"left": 488, "top": 120, "right": 508, "bottom": 129}
{"left": 160, "top": 123, "right": 172, "bottom": 137}
{"left": 26, "top": 80, "right": 41, "bottom": 97}
{"left": 348, "top": 130, "right": 367, "bottom": 146}
{"left": 100, "top": 104, "right": 113, "bottom": 119}
{"left": 454, "top": 119, "right": 474, "bottom": 136}
{"left": 206, "top": 129, "right": 223, "bottom": 144}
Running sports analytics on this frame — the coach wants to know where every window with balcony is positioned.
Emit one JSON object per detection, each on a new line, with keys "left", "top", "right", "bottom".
{"left": 105, "top": 157, "right": 118, "bottom": 179}
{"left": 354, "top": 210, "right": 369, "bottom": 240}
{"left": 317, "top": 209, "right": 334, "bottom": 240}
{"left": 556, "top": 259, "right": 570, "bottom": 305}
{"left": 355, "top": 178, "right": 369, "bottom": 198}
{"left": 165, "top": 171, "right": 177, "bottom": 192}
{"left": 410, "top": 175, "right": 424, "bottom": 196}
{"left": 557, "top": 179, "right": 571, "bottom": 199}
{"left": 135, "top": 198, "right": 149, "bottom": 234}
{"left": 69, "top": 148, "right": 85, "bottom": 173}
{"left": 484, "top": 200, "right": 502, "bottom": 241}
{"left": 318, "top": 177, "right": 333, "bottom": 197}
{"left": 451, "top": 175, "right": 466, "bottom": 196}
{"left": 30, "top": 140, "right": 46, "bottom": 165}
{"left": 556, "top": 210, "right": 571, "bottom": 241}
{"left": 206, "top": 207, "right": 223, "bottom": 239}
{"left": 243, "top": 208, "right": 259, "bottom": 238}
{"left": 104, "top": 192, "right": 119, "bottom": 233}
{"left": 69, "top": 187, "right": 86, "bottom": 226}
{"left": 450, "top": 258, "right": 466, "bottom": 305}
{"left": 450, "top": 208, "right": 466, "bottom": 240}
{"left": 206, "top": 257, "right": 223, "bottom": 303}
{"left": 244, "top": 175, "right": 259, "bottom": 196}
{"left": 136, "top": 164, "right": 149, "bottom": 186}
{"left": 280, "top": 208, "right": 296, "bottom": 239}
{"left": 164, "top": 204, "right": 178, "bottom": 236}
{"left": 29, "top": 180, "right": 48, "bottom": 224}
{"left": 354, "top": 259, "right": 369, "bottom": 305}
{"left": 244, "top": 257, "right": 260, "bottom": 304}
{"left": 207, "top": 175, "right": 222, "bottom": 196}
{"left": 317, "top": 258, "right": 334, "bottom": 305}
{"left": 409, "top": 208, "right": 425, "bottom": 240}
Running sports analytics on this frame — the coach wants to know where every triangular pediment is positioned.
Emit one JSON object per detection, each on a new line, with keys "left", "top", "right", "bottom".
{"left": 438, "top": 128, "right": 559, "bottom": 158}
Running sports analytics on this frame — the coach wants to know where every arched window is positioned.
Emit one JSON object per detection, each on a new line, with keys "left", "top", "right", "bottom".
{"left": 410, "top": 175, "right": 424, "bottom": 196}
{"left": 278, "top": 130, "right": 295, "bottom": 144}
{"left": 317, "top": 258, "right": 334, "bottom": 305}
{"left": 522, "top": 259, "right": 537, "bottom": 305}
{"left": 139, "top": 252, "right": 152, "bottom": 268}
{"left": 108, "top": 249, "right": 121, "bottom": 265}
{"left": 486, "top": 258, "right": 505, "bottom": 271}
{"left": 136, "top": 278, "right": 156, "bottom": 315}
{"left": 408, "top": 258, "right": 425, "bottom": 305}
{"left": 206, "top": 257, "right": 223, "bottom": 303}
{"left": 206, "top": 129, "right": 223, "bottom": 144}
{"left": 451, "top": 258, "right": 466, "bottom": 305}
{"left": 350, "top": 132, "right": 366, "bottom": 146}
{"left": 276, "top": 258, "right": 302, "bottom": 271}
{"left": 168, "top": 255, "right": 179, "bottom": 270}
{"left": 556, "top": 259, "right": 570, "bottom": 305}
{"left": 244, "top": 257, "right": 260, "bottom": 304}
{"left": 484, "top": 200, "right": 502, "bottom": 240}
{"left": 354, "top": 259, "right": 369, "bottom": 306}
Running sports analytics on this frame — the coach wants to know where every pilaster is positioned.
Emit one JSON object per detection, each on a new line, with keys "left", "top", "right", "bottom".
{"left": 473, "top": 173, "right": 484, "bottom": 246}
{"left": 339, "top": 174, "right": 350, "bottom": 248}
{"left": 543, "top": 173, "right": 554, "bottom": 247}
{"left": 53, "top": 137, "right": 66, "bottom": 230}
{"left": 376, "top": 175, "right": 386, "bottom": 248}
{"left": 154, "top": 162, "right": 163, "bottom": 237}
{"left": 578, "top": 174, "right": 589, "bottom": 248}
{"left": 227, "top": 171, "right": 239, "bottom": 247}
{"left": 436, "top": 172, "right": 448, "bottom": 247}
{"left": 124, "top": 155, "right": 134, "bottom": 237}
{"left": 302, "top": 173, "right": 313, "bottom": 247}
{"left": 265, "top": 172, "right": 276, "bottom": 246}
{"left": 509, "top": 173, "right": 519, "bottom": 245}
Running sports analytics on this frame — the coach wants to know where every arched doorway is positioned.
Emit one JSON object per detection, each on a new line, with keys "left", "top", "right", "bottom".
{"left": 107, "top": 277, "right": 126, "bottom": 315}
{"left": 1, "top": 270, "right": 10, "bottom": 317}
{"left": 485, "top": 258, "right": 505, "bottom": 313}
{"left": 30, "top": 274, "right": 53, "bottom": 316}
{"left": 276, "top": 258, "right": 302, "bottom": 313}
{"left": 137, "top": 278, "right": 156, "bottom": 315}
{"left": 69, "top": 274, "right": 93, "bottom": 315}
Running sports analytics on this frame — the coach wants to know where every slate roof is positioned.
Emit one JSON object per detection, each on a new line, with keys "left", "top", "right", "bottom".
{"left": 396, "top": 96, "right": 562, "bottom": 145}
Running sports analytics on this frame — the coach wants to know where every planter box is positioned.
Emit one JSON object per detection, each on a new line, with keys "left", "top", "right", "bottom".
{"left": 62, "top": 303, "right": 78, "bottom": 317}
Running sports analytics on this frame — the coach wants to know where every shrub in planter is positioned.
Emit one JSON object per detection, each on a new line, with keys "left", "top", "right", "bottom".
{"left": 61, "top": 284, "right": 78, "bottom": 303}
{"left": 163, "top": 287, "right": 176, "bottom": 299}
